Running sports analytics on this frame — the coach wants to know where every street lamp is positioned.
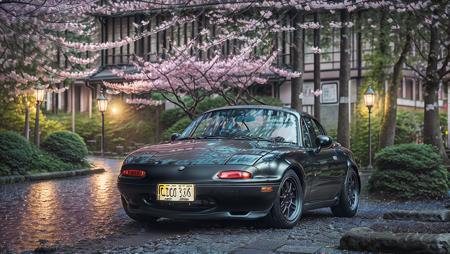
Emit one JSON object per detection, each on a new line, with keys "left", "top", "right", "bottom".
{"left": 34, "top": 84, "right": 45, "bottom": 147}
{"left": 364, "top": 86, "right": 375, "bottom": 170}
{"left": 97, "top": 93, "right": 108, "bottom": 156}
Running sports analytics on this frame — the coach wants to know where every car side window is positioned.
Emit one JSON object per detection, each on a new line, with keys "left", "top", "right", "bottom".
{"left": 302, "top": 117, "right": 325, "bottom": 148}
{"left": 311, "top": 119, "right": 326, "bottom": 136}
{"left": 301, "top": 118, "right": 315, "bottom": 148}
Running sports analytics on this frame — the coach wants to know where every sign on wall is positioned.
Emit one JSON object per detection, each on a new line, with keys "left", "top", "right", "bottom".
{"left": 321, "top": 82, "right": 338, "bottom": 104}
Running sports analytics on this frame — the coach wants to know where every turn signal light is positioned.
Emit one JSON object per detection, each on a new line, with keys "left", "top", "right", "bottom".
{"left": 217, "top": 170, "right": 252, "bottom": 179}
{"left": 121, "top": 169, "right": 146, "bottom": 177}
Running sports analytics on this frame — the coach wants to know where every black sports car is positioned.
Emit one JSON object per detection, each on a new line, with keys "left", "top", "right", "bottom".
{"left": 118, "top": 105, "right": 360, "bottom": 228}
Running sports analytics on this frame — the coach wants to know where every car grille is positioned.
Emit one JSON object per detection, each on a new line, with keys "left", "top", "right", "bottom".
{"left": 142, "top": 194, "right": 217, "bottom": 212}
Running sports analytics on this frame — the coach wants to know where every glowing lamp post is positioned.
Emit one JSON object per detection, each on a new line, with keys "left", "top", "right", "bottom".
{"left": 34, "top": 84, "right": 45, "bottom": 147}
{"left": 364, "top": 86, "right": 375, "bottom": 170}
{"left": 97, "top": 94, "right": 108, "bottom": 156}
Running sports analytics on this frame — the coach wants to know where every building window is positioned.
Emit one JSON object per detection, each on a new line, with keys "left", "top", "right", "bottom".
{"left": 397, "top": 80, "right": 403, "bottom": 98}
{"left": 416, "top": 81, "right": 422, "bottom": 101}
{"left": 405, "top": 79, "right": 413, "bottom": 100}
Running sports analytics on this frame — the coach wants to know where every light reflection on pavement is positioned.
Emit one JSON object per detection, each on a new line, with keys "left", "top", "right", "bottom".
{"left": 0, "top": 157, "right": 126, "bottom": 252}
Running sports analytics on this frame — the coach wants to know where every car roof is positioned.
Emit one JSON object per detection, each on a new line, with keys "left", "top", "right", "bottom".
{"left": 205, "top": 104, "right": 315, "bottom": 119}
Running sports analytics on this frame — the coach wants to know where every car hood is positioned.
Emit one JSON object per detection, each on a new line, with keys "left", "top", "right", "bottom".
{"left": 123, "top": 139, "right": 291, "bottom": 166}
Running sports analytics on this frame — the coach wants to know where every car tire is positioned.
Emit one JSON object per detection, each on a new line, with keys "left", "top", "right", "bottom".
{"left": 331, "top": 168, "right": 360, "bottom": 217}
{"left": 121, "top": 196, "right": 158, "bottom": 223}
{"left": 265, "top": 169, "right": 303, "bottom": 228}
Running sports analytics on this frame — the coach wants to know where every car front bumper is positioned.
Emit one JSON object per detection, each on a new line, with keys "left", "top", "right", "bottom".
{"left": 118, "top": 181, "right": 280, "bottom": 220}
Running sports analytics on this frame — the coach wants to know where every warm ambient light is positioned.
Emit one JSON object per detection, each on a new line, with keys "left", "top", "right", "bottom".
{"left": 217, "top": 170, "right": 252, "bottom": 179}
{"left": 97, "top": 94, "right": 108, "bottom": 112}
{"left": 364, "top": 86, "right": 375, "bottom": 109}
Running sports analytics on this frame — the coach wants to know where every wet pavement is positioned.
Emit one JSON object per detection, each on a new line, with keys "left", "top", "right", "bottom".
{"left": 0, "top": 157, "right": 448, "bottom": 253}
{"left": 0, "top": 157, "right": 127, "bottom": 252}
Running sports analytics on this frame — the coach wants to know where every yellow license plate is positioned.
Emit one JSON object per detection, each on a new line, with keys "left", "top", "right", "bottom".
{"left": 157, "top": 184, "right": 195, "bottom": 202}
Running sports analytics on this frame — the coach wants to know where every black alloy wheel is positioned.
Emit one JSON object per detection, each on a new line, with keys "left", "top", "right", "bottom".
{"left": 331, "top": 168, "right": 360, "bottom": 217}
{"left": 265, "top": 169, "right": 303, "bottom": 228}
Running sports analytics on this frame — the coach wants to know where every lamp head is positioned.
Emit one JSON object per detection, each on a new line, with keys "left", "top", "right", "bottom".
{"left": 97, "top": 94, "right": 108, "bottom": 113}
{"left": 364, "top": 86, "right": 375, "bottom": 109}
{"left": 34, "top": 83, "right": 46, "bottom": 103}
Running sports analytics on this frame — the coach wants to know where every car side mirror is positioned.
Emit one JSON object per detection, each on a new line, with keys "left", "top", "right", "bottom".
{"left": 171, "top": 133, "right": 180, "bottom": 142}
{"left": 316, "top": 135, "right": 333, "bottom": 149}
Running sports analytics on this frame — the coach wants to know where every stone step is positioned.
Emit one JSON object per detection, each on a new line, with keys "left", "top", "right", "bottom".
{"left": 340, "top": 227, "right": 450, "bottom": 254}
{"left": 383, "top": 209, "right": 450, "bottom": 222}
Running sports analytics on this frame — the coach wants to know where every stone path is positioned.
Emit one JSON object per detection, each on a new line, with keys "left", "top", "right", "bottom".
{"left": 0, "top": 157, "right": 448, "bottom": 253}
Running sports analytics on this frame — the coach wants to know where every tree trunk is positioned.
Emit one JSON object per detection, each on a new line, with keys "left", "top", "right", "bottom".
{"left": 291, "top": 12, "right": 304, "bottom": 112}
{"left": 375, "top": 11, "right": 390, "bottom": 119}
{"left": 337, "top": 10, "right": 351, "bottom": 148}
{"left": 313, "top": 12, "right": 321, "bottom": 120}
{"left": 423, "top": 20, "right": 449, "bottom": 161}
{"left": 379, "top": 33, "right": 411, "bottom": 149}
{"left": 23, "top": 97, "right": 30, "bottom": 141}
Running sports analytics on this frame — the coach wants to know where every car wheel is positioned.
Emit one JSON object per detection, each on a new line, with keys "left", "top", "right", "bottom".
{"left": 331, "top": 168, "right": 360, "bottom": 217}
{"left": 121, "top": 196, "right": 158, "bottom": 223}
{"left": 265, "top": 169, "right": 303, "bottom": 228}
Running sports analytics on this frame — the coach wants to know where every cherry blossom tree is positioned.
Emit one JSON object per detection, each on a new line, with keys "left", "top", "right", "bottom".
{"left": 4, "top": 0, "right": 448, "bottom": 156}
{"left": 104, "top": 41, "right": 301, "bottom": 118}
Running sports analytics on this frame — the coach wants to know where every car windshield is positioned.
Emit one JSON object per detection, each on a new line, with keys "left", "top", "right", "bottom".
{"left": 180, "top": 108, "right": 298, "bottom": 144}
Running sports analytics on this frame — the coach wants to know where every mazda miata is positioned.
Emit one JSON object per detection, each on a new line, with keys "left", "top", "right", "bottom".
{"left": 118, "top": 105, "right": 360, "bottom": 228}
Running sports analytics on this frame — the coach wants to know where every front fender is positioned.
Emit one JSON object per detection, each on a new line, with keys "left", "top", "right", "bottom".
{"left": 254, "top": 153, "right": 307, "bottom": 195}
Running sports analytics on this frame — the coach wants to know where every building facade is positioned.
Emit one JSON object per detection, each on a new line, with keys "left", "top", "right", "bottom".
{"left": 44, "top": 7, "right": 448, "bottom": 131}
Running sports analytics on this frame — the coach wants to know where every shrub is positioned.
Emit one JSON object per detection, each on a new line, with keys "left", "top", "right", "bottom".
{"left": 197, "top": 96, "right": 228, "bottom": 112}
{"left": 41, "top": 131, "right": 88, "bottom": 163}
{"left": 0, "top": 131, "right": 34, "bottom": 175}
{"left": 0, "top": 131, "right": 81, "bottom": 176}
{"left": 30, "top": 150, "right": 73, "bottom": 173}
{"left": 160, "top": 108, "right": 186, "bottom": 129}
{"left": 162, "top": 117, "right": 192, "bottom": 141}
{"left": 369, "top": 144, "right": 448, "bottom": 199}
{"left": 374, "top": 144, "right": 442, "bottom": 172}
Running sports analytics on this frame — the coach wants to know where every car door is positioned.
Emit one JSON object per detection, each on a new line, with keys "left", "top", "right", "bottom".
{"left": 301, "top": 117, "right": 340, "bottom": 202}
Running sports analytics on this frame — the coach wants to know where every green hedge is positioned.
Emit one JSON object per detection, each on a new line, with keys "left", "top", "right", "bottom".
{"left": 0, "top": 131, "right": 83, "bottom": 176}
{"left": 369, "top": 144, "right": 448, "bottom": 199}
{"left": 42, "top": 131, "right": 88, "bottom": 163}
{"left": 0, "top": 131, "right": 34, "bottom": 175}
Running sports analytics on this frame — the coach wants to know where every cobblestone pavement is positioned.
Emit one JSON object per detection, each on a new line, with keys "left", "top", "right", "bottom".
{"left": 0, "top": 157, "right": 447, "bottom": 253}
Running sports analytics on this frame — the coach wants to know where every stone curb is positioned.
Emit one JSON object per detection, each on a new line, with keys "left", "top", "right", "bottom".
{"left": 340, "top": 227, "right": 450, "bottom": 254}
{"left": 0, "top": 167, "right": 105, "bottom": 184}
{"left": 383, "top": 209, "right": 450, "bottom": 222}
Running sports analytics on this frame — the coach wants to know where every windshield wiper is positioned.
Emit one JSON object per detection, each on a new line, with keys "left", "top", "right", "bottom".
{"left": 177, "top": 135, "right": 224, "bottom": 140}
{"left": 232, "top": 136, "right": 274, "bottom": 142}
{"left": 233, "top": 135, "right": 296, "bottom": 144}
{"left": 193, "top": 135, "right": 225, "bottom": 139}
